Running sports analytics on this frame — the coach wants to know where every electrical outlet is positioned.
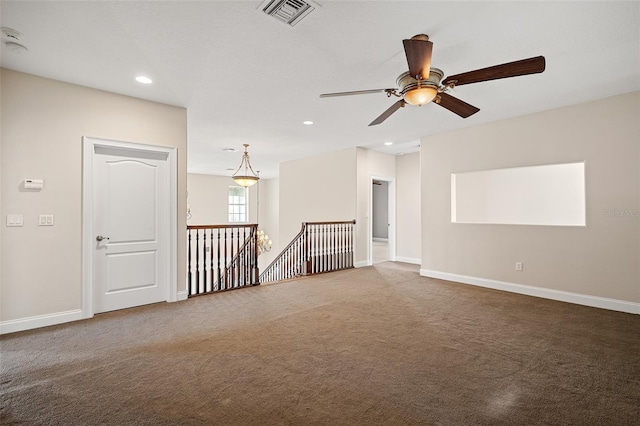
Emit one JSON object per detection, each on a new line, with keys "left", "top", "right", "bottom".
{"left": 515, "top": 262, "right": 523, "bottom": 271}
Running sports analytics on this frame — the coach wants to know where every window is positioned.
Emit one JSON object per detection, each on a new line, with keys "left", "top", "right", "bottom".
{"left": 228, "top": 186, "right": 248, "bottom": 223}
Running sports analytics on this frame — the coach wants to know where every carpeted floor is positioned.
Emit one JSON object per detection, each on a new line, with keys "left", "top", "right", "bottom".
{"left": 372, "top": 240, "right": 389, "bottom": 264}
{"left": 1, "top": 262, "right": 639, "bottom": 425}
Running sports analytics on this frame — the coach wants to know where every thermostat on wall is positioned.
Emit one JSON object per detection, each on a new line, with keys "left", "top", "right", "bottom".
{"left": 24, "top": 179, "right": 44, "bottom": 189}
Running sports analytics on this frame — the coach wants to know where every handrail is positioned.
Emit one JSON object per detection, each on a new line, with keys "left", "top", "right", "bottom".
{"left": 261, "top": 222, "right": 307, "bottom": 274}
{"left": 304, "top": 220, "right": 356, "bottom": 225}
{"left": 188, "top": 223, "right": 258, "bottom": 230}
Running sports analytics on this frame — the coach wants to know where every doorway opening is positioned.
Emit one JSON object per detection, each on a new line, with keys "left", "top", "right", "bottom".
{"left": 370, "top": 176, "right": 395, "bottom": 265}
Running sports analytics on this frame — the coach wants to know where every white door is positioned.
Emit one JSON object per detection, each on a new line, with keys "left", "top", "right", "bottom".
{"left": 92, "top": 146, "right": 170, "bottom": 313}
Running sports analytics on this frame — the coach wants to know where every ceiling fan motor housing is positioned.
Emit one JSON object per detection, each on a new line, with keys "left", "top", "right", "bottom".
{"left": 397, "top": 68, "right": 443, "bottom": 106}
{"left": 397, "top": 68, "right": 444, "bottom": 96}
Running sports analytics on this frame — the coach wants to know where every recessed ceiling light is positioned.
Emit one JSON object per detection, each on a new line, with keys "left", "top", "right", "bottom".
{"left": 135, "top": 75, "right": 152, "bottom": 84}
{"left": 303, "top": 120, "right": 314, "bottom": 125}
{"left": 226, "top": 168, "right": 235, "bottom": 171}
{"left": 384, "top": 141, "right": 393, "bottom": 146}
{"left": 222, "top": 147, "right": 239, "bottom": 152}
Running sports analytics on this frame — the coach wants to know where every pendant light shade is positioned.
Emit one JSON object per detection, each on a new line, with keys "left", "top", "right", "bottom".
{"left": 232, "top": 144, "right": 259, "bottom": 187}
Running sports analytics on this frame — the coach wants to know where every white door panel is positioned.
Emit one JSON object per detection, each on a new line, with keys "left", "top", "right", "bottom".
{"left": 106, "top": 251, "right": 157, "bottom": 292}
{"left": 93, "top": 147, "right": 169, "bottom": 313}
{"left": 106, "top": 160, "right": 157, "bottom": 241}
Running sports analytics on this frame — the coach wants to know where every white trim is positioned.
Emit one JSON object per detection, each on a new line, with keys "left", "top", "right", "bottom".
{"left": 82, "top": 138, "right": 94, "bottom": 319}
{"left": 82, "top": 136, "right": 178, "bottom": 320}
{"left": 354, "top": 260, "right": 369, "bottom": 268}
{"left": 420, "top": 269, "right": 640, "bottom": 315}
{"left": 0, "top": 310, "right": 84, "bottom": 335}
{"left": 373, "top": 237, "right": 388, "bottom": 242}
{"left": 177, "top": 290, "right": 189, "bottom": 301}
{"left": 168, "top": 144, "right": 178, "bottom": 303}
{"left": 388, "top": 180, "right": 396, "bottom": 262}
{"left": 395, "top": 256, "right": 421, "bottom": 265}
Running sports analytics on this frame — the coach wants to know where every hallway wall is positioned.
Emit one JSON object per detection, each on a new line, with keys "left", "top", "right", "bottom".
{"left": 1, "top": 69, "right": 188, "bottom": 330}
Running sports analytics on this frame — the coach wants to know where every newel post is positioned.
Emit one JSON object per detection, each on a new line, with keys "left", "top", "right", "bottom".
{"left": 303, "top": 222, "right": 311, "bottom": 275}
{"left": 253, "top": 224, "right": 260, "bottom": 285}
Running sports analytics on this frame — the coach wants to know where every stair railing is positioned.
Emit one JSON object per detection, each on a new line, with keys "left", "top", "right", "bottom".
{"left": 220, "top": 226, "right": 259, "bottom": 290}
{"left": 187, "top": 224, "right": 258, "bottom": 296}
{"left": 260, "top": 220, "right": 356, "bottom": 284}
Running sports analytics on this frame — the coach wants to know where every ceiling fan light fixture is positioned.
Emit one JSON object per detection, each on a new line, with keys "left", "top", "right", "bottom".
{"left": 396, "top": 67, "right": 443, "bottom": 106}
{"left": 403, "top": 86, "right": 438, "bottom": 106}
{"left": 232, "top": 144, "right": 260, "bottom": 187}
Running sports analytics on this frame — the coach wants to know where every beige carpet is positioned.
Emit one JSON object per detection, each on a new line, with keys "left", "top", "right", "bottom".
{"left": 372, "top": 240, "right": 389, "bottom": 264}
{"left": 1, "top": 262, "right": 639, "bottom": 425}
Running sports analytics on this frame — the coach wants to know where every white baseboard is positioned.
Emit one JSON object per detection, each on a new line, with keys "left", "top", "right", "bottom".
{"left": 0, "top": 309, "right": 85, "bottom": 335}
{"left": 354, "top": 260, "right": 370, "bottom": 268}
{"left": 420, "top": 269, "right": 639, "bottom": 315}
{"left": 372, "top": 238, "right": 388, "bottom": 242}
{"left": 0, "top": 291, "right": 190, "bottom": 335}
{"left": 395, "top": 256, "right": 421, "bottom": 265}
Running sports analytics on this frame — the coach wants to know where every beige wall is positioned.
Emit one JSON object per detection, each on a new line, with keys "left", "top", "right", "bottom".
{"left": 0, "top": 69, "right": 187, "bottom": 325}
{"left": 187, "top": 173, "right": 258, "bottom": 226}
{"left": 278, "top": 147, "right": 398, "bottom": 266}
{"left": 257, "top": 178, "right": 279, "bottom": 271}
{"left": 279, "top": 148, "right": 357, "bottom": 250}
{"left": 421, "top": 91, "right": 639, "bottom": 306}
{"left": 396, "top": 152, "right": 421, "bottom": 263}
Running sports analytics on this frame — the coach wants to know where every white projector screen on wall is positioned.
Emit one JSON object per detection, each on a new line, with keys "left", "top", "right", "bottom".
{"left": 451, "top": 162, "right": 586, "bottom": 226}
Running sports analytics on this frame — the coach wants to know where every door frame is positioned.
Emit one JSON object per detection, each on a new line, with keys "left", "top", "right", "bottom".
{"left": 369, "top": 175, "right": 396, "bottom": 265}
{"left": 81, "top": 136, "right": 178, "bottom": 319}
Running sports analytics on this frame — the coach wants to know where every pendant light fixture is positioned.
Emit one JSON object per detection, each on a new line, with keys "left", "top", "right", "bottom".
{"left": 232, "top": 144, "right": 259, "bottom": 187}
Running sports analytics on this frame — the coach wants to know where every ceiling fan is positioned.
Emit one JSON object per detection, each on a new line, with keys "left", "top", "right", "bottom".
{"left": 320, "top": 34, "right": 545, "bottom": 126}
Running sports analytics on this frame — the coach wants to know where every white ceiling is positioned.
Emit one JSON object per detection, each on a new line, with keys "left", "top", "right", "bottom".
{"left": 1, "top": 1, "right": 639, "bottom": 178}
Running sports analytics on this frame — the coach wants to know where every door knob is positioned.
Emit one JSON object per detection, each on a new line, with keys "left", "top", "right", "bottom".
{"left": 96, "top": 235, "right": 110, "bottom": 242}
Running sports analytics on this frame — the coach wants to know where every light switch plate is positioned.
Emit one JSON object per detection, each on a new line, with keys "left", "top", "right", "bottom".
{"left": 39, "top": 214, "right": 54, "bottom": 226}
{"left": 6, "top": 214, "right": 24, "bottom": 227}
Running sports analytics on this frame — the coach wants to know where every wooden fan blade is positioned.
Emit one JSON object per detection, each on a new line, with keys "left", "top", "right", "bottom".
{"left": 403, "top": 36, "right": 433, "bottom": 80}
{"left": 436, "top": 92, "right": 480, "bottom": 118}
{"left": 320, "top": 89, "right": 394, "bottom": 98}
{"left": 442, "top": 56, "right": 546, "bottom": 87}
{"left": 369, "top": 100, "right": 405, "bottom": 126}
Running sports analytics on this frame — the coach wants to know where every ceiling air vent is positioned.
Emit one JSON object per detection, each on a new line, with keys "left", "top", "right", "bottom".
{"left": 260, "top": 0, "right": 316, "bottom": 26}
